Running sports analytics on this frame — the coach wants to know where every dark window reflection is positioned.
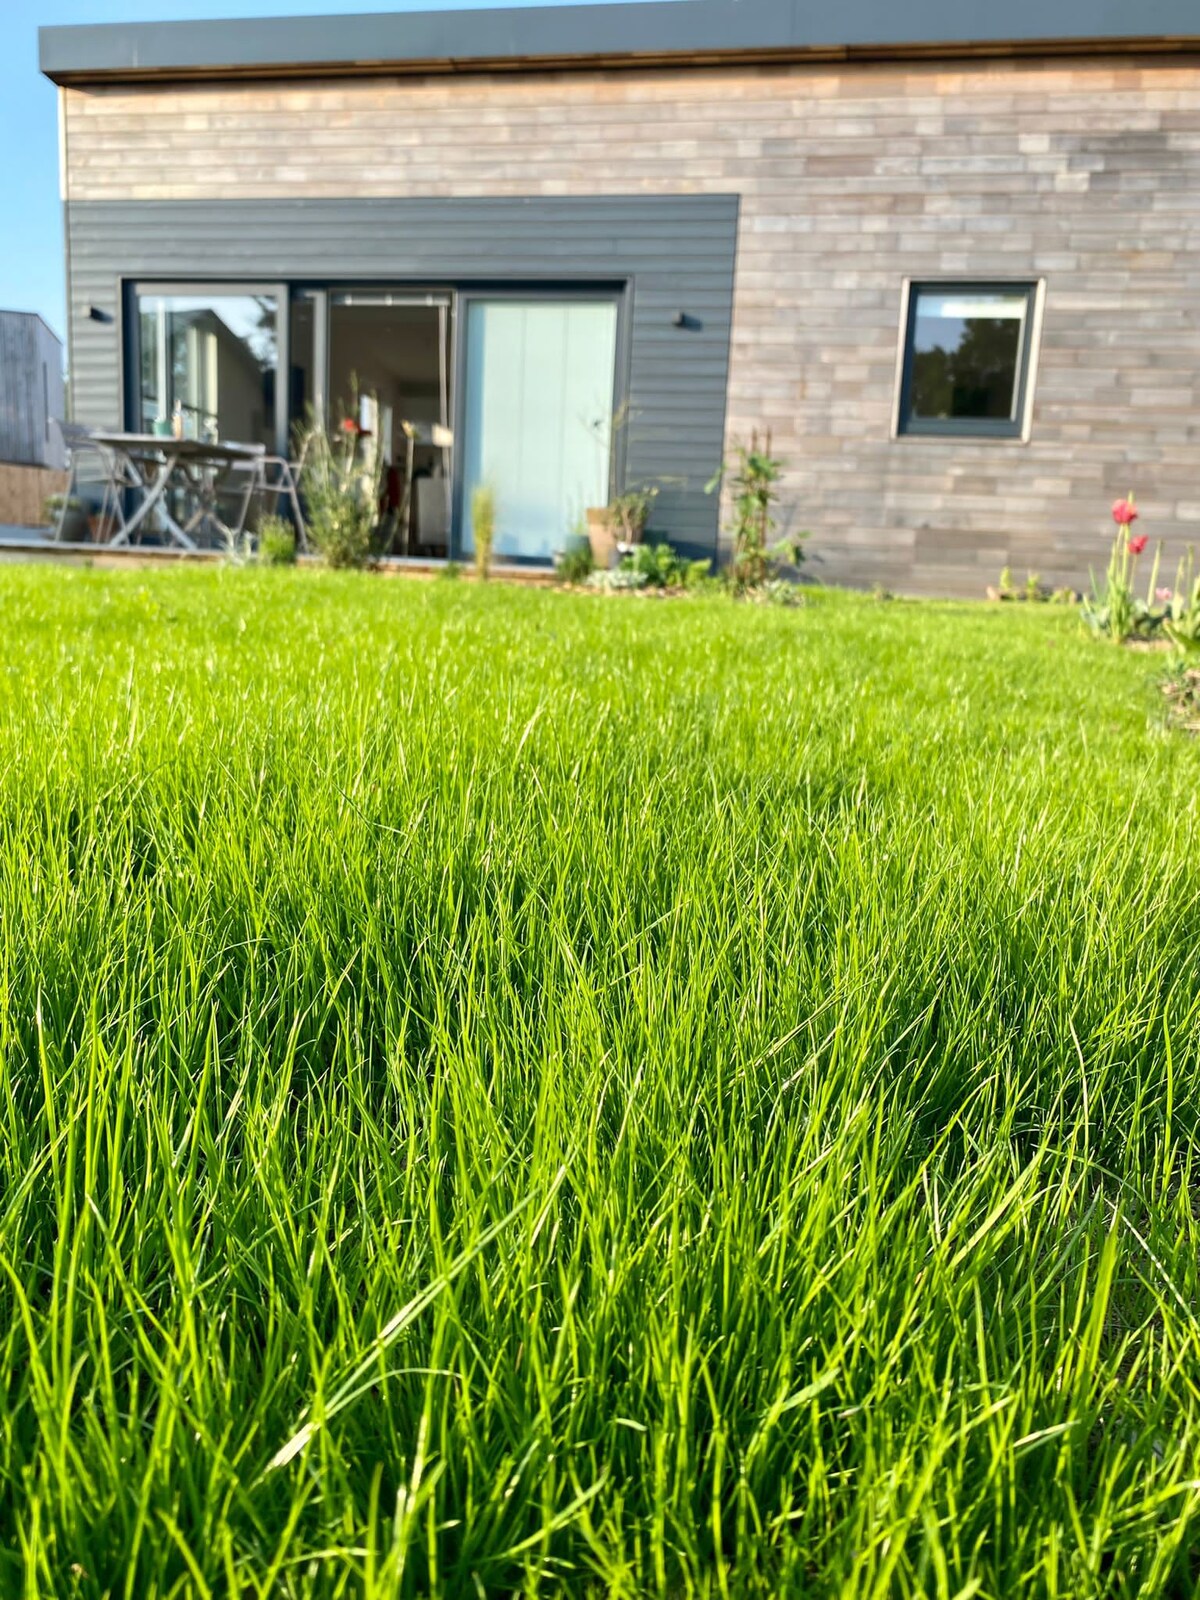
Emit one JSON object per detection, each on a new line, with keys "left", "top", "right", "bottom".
{"left": 909, "top": 290, "right": 1027, "bottom": 422}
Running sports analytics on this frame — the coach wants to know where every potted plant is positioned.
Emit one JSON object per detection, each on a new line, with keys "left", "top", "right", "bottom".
{"left": 295, "top": 403, "right": 385, "bottom": 569}
{"left": 44, "top": 493, "right": 90, "bottom": 542}
{"left": 585, "top": 485, "right": 658, "bottom": 569}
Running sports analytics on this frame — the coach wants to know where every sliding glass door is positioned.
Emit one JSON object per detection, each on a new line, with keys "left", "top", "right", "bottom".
{"left": 459, "top": 297, "right": 619, "bottom": 563}
{"left": 126, "top": 283, "right": 623, "bottom": 563}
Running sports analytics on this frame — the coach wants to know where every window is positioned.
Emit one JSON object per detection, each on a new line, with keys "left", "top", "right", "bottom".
{"left": 897, "top": 282, "right": 1040, "bottom": 439}
{"left": 132, "top": 289, "right": 278, "bottom": 448}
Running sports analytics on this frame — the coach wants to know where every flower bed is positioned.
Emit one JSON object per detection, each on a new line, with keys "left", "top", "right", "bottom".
{"left": 1082, "top": 494, "right": 1200, "bottom": 649}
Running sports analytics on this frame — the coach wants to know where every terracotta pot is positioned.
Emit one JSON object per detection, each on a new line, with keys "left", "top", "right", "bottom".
{"left": 586, "top": 506, "right": 617, "bottom": 569}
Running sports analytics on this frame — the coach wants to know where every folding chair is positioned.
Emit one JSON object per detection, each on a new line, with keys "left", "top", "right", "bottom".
{"left": 54, "top": 423, "right": 129, "bottom": 543}
{"left": 228, "top": 451, "right": 309, "bottom": 551}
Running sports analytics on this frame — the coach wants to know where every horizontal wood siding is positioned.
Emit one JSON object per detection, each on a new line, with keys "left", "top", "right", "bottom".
{"left": 61, "top": 55, "right": 1200, "bottom": 593}
{"left": 65, "top": 195, "right": 737, "bottom": 558}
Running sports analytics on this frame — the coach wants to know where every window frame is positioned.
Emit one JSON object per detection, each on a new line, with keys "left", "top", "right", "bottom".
{"left": 892, "top": 278, "right": 1044, "bottom": 443}
{"left": 122, "top": 280, "right": 290, "bottom": 458}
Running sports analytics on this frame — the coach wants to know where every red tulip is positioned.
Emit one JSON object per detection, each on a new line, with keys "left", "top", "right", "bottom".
{"left": 1128, "top": 533, "right": 1148, "bottom": 555}
{"left": 339, "top": 417, "right": 360, "bottom": 434}
{"left": 1112, "top": 498, "right": 1138, "bottom": 526}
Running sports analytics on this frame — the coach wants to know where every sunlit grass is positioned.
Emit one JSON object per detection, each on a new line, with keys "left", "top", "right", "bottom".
{"left": 0, "top": 565, "right": 1198, "bottom": 1597}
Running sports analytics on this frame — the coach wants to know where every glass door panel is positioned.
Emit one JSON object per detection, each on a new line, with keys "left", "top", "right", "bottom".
{"left": 460, "top": 298, "right": 618, "bottom": 562}
{"left": 325, "top": 291, "right": 454, "bottom": 556}
{"left": 134, "top": 289, "right": 278, "bottom": 448}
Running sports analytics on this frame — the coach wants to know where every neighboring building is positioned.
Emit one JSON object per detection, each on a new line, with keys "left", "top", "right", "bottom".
{"left": 39, "top": 0, "right": 1200, "bottom": 592}
{"left": 0, "top": 312, "right": 65, "bottom": 471}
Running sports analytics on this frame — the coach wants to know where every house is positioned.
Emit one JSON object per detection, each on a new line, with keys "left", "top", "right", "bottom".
{"left": 0, "top": 312, "right": 65, "bottom": 472}
{"left": 38, "top": 0, "right": 1200, "bottom": 593}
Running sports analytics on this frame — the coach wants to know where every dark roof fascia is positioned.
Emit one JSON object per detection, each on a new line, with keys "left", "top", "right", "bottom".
{"left": 38, "top": 0, "right": 1200, "bottom": 86}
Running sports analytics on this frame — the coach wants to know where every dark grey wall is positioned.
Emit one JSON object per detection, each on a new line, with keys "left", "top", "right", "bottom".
{"left": 65, "top": 195, "right": 738, "bottom": 557}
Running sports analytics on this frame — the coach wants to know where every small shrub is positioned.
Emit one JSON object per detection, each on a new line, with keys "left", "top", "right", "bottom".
{"left": 296, "top": 405, "right": 385, "bottom": 570}
{"left": 257, "top": 515, "right": 297, "bottom": 566}
{"left": 471, "top": 484, "right": 496, "bottom": 580}
{"left": 308, "top": 499, "right": 376, "bottom": 569}
{"left": 706, "top": 432, "right": 797, "bottom": 589}
{"left": 598, "top": 545, "right": 714, "bottom": 592}
{"left": 555, "top": 545, "right": 595, "bottom": 584}
{"left": 607, "top": 486, "right": 658, "bottom": 546}
{"left": 439, "top": 561, "right": 464, "bottom": 582}
{"left": 626, "top": 542, "right": 686, "bottom": 588}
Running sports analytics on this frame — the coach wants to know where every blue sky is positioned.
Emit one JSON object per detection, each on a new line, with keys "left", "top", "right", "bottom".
{"left": 0, "top": 0, "right": 633, "bottom": 350}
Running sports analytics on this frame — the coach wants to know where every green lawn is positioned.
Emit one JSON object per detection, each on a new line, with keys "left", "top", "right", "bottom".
{"left": 1, "top": 566, "right": 1198, "bottom": 1598}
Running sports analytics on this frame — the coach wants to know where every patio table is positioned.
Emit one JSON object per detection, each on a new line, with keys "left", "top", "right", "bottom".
{"left": 88, "top": 433, "right": 265, "bottom": 550}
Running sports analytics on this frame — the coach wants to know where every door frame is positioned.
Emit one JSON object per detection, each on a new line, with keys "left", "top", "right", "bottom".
{"left": 450, "top": 282, "right": 631, "bottom": 564}
{"left": 316, "top": 286, "right": 456, "bottom": 548}
{"left": 121, "top": 276, "right": 634, "bottom": 561}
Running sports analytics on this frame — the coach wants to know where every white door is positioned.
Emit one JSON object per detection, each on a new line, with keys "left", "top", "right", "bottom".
{"left": 460, "top": 298, "right": 618, "bottom": 562}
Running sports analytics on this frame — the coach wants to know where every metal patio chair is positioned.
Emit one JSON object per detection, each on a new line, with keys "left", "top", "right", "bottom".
{"left": 53, "top": 423, "right": 130, "bottom": 543}
{"left": 227, "top": 449, "right": 309, "bottom": 550}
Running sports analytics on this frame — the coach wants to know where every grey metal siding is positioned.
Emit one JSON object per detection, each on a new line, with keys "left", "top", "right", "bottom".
{"left": 65, "top": 195, "right": 738, "bottom": 556}
{"left": 0, "top": 313, "right": 65, "bottom": 469}
{"left": 38, "top": 0, "right": 1200, "bottom": 85}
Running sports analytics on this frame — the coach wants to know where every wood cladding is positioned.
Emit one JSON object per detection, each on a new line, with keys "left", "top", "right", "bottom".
{"left": 0, "top": 465, "right": 67, "bottom": 528}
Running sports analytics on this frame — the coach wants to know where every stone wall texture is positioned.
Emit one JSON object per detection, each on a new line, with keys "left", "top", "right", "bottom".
{"left": 61, "top": 53, "right": 1200, "bottom": 593}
